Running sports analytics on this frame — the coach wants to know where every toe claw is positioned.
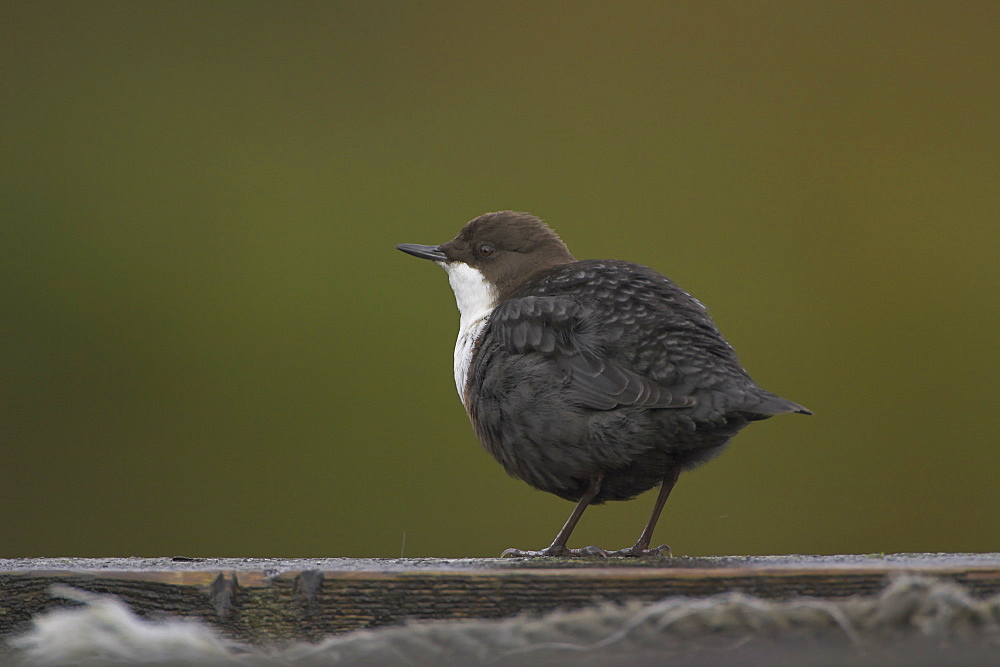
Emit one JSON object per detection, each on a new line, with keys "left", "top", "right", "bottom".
{"left": 501, "top": 548, "right": 525, "bottom": 558}
{"left": 579, "top": 545, "right": 609, "bottom": 558}
{"left": 650, "top": 544, "right": 673, "bottom": 557}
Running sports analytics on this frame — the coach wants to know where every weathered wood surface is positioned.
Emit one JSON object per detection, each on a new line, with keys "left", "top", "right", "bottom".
{"left": 2, "top": 553, "right": 999, "bottom": 645}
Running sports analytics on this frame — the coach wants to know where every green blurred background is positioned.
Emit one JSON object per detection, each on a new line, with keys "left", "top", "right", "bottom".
{"left": 2, "top": 1, "right": 997, "bottom": 558}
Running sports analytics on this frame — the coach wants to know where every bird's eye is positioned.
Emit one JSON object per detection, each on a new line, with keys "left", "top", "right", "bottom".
{"left": 479, "top": 244, "right": 496, "bottom": 257}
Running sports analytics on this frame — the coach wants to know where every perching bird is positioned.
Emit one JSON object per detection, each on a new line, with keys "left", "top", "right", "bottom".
{"left": 397, "top": 211, "right": 810, "bottom": 557}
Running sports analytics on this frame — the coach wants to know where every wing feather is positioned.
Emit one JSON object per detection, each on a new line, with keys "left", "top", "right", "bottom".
{"left": 492, "top": 296, "right": 695, "bottom": 411}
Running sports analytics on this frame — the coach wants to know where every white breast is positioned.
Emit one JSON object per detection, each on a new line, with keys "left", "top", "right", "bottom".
{"left": 439, "top": 261, "right": 497, "bottom": 406}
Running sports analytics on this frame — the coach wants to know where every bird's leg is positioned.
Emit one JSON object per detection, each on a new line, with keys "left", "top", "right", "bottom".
{"left": 502, "top": 473, "right": 607, "bottom": 558}
{"left": 610, "top": 469, "right": 680, "bottom": 558}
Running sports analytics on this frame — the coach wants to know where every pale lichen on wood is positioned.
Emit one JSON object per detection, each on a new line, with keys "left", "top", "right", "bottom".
{"left": 2, "top": 554, "right": 999, "bottom": 645}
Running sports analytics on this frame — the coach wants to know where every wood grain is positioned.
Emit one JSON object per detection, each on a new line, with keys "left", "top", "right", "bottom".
{"left": 3, "top": 554, "right": 998, "bottom": 645}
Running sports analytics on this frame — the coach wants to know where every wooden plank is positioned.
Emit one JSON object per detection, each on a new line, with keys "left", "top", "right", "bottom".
{"left": 2, "top": 554, "right": 999, "bottom": 645}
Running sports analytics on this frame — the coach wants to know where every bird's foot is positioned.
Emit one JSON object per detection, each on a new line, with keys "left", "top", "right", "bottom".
{"left": 607, "top": 543, "right": 672, "bottom": 558}
{"left": 501, "top": 544, "right": 609, "bottom": 558}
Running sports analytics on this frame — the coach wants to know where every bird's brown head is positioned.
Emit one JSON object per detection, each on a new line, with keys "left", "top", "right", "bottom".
{"left": 397, "top": 211, "right": 576, "bottom": 303}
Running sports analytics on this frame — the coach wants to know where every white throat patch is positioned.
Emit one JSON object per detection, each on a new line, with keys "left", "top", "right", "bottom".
{"left": 439, "top": 261, "right": 496, "bottom": 405}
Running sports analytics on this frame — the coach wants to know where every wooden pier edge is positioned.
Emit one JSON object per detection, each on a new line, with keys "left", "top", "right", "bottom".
{"left": 2, "top": 553, "right": 999, "bottom": 645}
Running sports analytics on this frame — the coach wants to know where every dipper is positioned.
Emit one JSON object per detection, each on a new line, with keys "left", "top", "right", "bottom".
{"left": 397, "top": 211, "right": 810, "bottom": 557}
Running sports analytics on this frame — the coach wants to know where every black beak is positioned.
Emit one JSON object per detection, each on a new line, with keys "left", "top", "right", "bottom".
{"left": 396, "top": 243, "right": 447, "bottom": 262}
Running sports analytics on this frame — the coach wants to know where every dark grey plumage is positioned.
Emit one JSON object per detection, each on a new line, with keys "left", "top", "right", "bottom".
{"left": 468, "top": 259, "right": 808, "bottom": 505}
{"left": 397, "top": 211, "right": 810, "bottom": 557}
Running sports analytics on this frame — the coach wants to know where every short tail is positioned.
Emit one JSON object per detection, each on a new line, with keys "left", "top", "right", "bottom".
{"left": 750, "top": 390, "right": 813, "bottom": 417}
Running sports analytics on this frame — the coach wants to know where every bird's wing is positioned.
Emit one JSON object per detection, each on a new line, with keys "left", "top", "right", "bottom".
{"left": 491, "top": 296, "right": 696, "bottom": 410}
